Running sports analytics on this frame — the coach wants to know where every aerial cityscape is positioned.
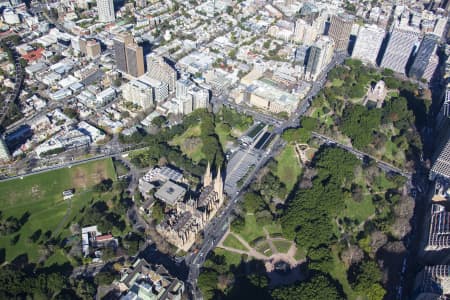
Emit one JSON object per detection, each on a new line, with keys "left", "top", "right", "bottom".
{"left": 0, "top": 0, "right": 449, "bottom": 299}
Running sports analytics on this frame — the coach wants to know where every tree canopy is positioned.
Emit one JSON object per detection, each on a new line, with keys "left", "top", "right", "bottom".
{"left": 272, "top": 273, "right": 344, "bottom": 300}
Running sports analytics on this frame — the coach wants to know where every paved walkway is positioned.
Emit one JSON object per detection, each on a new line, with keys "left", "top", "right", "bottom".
{"left": 263, "top": 228, "right": 279, "bottom": 254}
{"left": 217, "top": 226, "right": 308, "bottom": 288}
{"left": 218, "top": 229, "right": 269, "bottom": 260}
{"left": 218, "top": 228, "right": 304, "bottom": 267}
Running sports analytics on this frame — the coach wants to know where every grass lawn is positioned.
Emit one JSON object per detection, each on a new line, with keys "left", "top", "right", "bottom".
{"left": 340, "top": 195, "right": 375, "bottom": 224}
{"left": 0, "top": 158, "right": 116, "bottom": 264}
{"left": 294, "top": 247, "right": 306, "bottom": 261}
{"left": 382, "top": 140, "right": 405, "bottom": 167}
{"left": 255, "top": 241, "right": 272, "bottom": 256}
{"left": 331, "top": 79, "right": 344, "bottom": 87}
{"left": 323, "top": 115, "right": 334, "bottom": 126}
{"left": 275, "top": 145, "right": 302, "bottom": 193}
{"left": 215, "top": 122, "right": 234, "bottom": 151}
{"left": 373, "top": 172, "right": 397, "bottom": 192}
{"left": 264, "top": 223, "right": 283, "bottom": 237}
{"left": 312, "top": 107, "right": 324, "bottom": 119}
{"left": 170, "top": 125, "right": 205, "bottom": 162}
{"left": 45, "top": 248, "right": 76, "bottom": 267}
{"left": 273, "top": 240, "right": 292, "bottom": 254}
{"left": 232, "top": 214, "right": 266, "bottom": 244}
{"left": 223, "top": 234, "right": 248, "bottom": 251}
{"left": 213, "top": 248, "right": 243, "bottom": 267}
{"left": 171, "top": 125, "right": 202, "bottom": 144}
{"left": 113, "top": 159, "right": 129, "bottom": 177}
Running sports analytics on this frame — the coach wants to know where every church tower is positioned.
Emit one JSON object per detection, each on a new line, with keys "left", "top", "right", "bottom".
{"left": 204, "top": 161, "right": 212, "bottom": 187}
{"left": 214, "top": 167, "right": 224, "bottom": 203}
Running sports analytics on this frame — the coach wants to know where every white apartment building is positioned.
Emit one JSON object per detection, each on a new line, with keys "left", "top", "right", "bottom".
{"left": 293, "top": 17, "right": 323, "bottom": 45}
{"left": 0, "top": 138, "right": 10, "bottom": 162}
{"left": 176, "top": 77, "right": 195, "bottom": 99}
{"left": 434, "top": 16, "right": 448, "bottom": 39}
{"left": 139, "top": 76, "right": 169, "bottom": 103}
{"left": 190, "top": 86, "right": 209, "bottom": 110}
{"left": 146, "top": 55, "right": 177, "bottom": 92}
{"left": 96, "top": 87, "right": 116, "bottom": 106}
{"left": 122, "top": 79, "right": 154, "bottom": 110}
{"left": 352, "top": 24, "right": 385, "bottom": 65}
{"left": 174, "top": 77, "right": 210, "bottom": 115}
{"left": 180, "top": 96, "right": 193, "bottom": 115}
{"left": 97, "top": 0, "right": 115, "bottom": 23}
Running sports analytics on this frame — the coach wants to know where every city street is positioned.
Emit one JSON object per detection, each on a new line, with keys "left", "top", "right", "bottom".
{"left": 0, "top": 40, "right": 25, "bottom": 126}
{"left": 185, "top": 52, "right": 348, "bottom": 299}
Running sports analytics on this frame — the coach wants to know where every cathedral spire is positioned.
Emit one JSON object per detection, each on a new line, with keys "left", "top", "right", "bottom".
{"left": 214, "top": 166, "right": 224, "bottom": 202}
{"left": 204, "top": 161, "right": 212, "bottom": 187}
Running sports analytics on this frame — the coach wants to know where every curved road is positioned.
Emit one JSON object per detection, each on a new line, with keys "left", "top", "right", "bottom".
{"left": 0, "top": 40, "right": 25, "bottom": 127}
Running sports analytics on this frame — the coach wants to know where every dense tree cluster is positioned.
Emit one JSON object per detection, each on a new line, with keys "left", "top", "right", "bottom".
{"left": 272, "top": 273, "right": 344, "bottom": 300}
{"left": 198, "top": 112, "right": 225, "bottom": 168}
{"left": 151, "top": 200, "right": 165, "bottom": 224}
{"left": 220, "top": 106, "right": 253, "bottom": 130}
{"left": 81, "top": 200, "right": 125, "bottom": 234}
{"left": 310, "top": 60, "right": 428, "bottom": 169}
{"left": 129, "top": 110, "right": 225, "bottom": 176}
{"left": 326, "top": 59, "right": 380, "bottom": 100}
{"left": 282, "top": 116, "right": 318, "bottom": 143}
{"left": 93, "top": 178, "right": 114, "bottom": 193}
{"left": 341, "top": 104, "right": 381, "bottom": 149}
{"left": 0, "top": 264, "right": 96, "bottom": 299}
{"left": 349, "top": 260, "right": 386, "bottom": 300}
{"left": 198, "top": 270, "right": 220, "bottom": 300}
{"left": 199, "top": 252, "right": 272, "bottom": 300}
{"left": 238, "top": 192, "right": 274, "bottom": 227}
{"left": 252, "top": 170, "right": 287, "bottom": 203}
{"left": 129, "top": 135, "right": 205, "bottom": 177}
{"left": 281, "top": 147, "right": 359, "bottom": 247}
{"left": 122, "top": 232, "right": 145, "bottom": 255}
{"left": 0, "top": 213, "right": 23, "bottom": 236}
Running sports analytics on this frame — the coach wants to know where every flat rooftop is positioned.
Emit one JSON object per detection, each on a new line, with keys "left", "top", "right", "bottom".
{"left": 154, "top": 180, "right": 186, "bottom": 206}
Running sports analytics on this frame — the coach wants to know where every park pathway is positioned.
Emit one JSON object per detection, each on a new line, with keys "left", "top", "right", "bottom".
{"left": 217, "top": 229, "right": 269, "bottom": 260}
{"left": 263, "top": 228, "right": 278, "bottom": 254}
{"left": 54, "top": 198, "right": 73, "bottom": 237}
{"left": 218, "top": 228, "right": 306, "bottom": 268}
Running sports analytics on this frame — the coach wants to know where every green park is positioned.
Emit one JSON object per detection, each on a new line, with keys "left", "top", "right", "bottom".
{"left": 0, "top": 158, "right": 117, "bottom": 265}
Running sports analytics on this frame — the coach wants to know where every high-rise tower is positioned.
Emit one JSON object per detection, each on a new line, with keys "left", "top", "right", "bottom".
{"left": 305, "top": 36, "right": 335, "bottom": 81}
{"left": 113, "top": 33, "right": 144, "bottom": 77}
{"left": 125, "top": 44, "right": 145, "bottom": 78}
{"left": 352, "top": 24, "right": 385, "bottom": 65}
{"left": 328, "top": 13, "right": 354, "bottom": 52}
{"left": 146, "top": 55, "right": 178, "bottom": 92}
{"left": 113, "top": 33, "right": 133, "bottom": 74}
{"left": 409, "top": 34, "right": 439, "bottom": 81}
{"left": 380, "top": 26, "right": 420, "bottom": 74}
{"left": 97, "top": 0, "right": 115, "bottom": 23}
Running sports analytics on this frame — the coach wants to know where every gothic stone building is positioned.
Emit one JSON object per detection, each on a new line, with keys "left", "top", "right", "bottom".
{"left": 156, "top": 163, "right": 224, "bottom": 251}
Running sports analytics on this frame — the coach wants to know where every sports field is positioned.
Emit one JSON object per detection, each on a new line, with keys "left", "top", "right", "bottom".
{"left": 0, "top": 158, "right": 116, "bottom": 264}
